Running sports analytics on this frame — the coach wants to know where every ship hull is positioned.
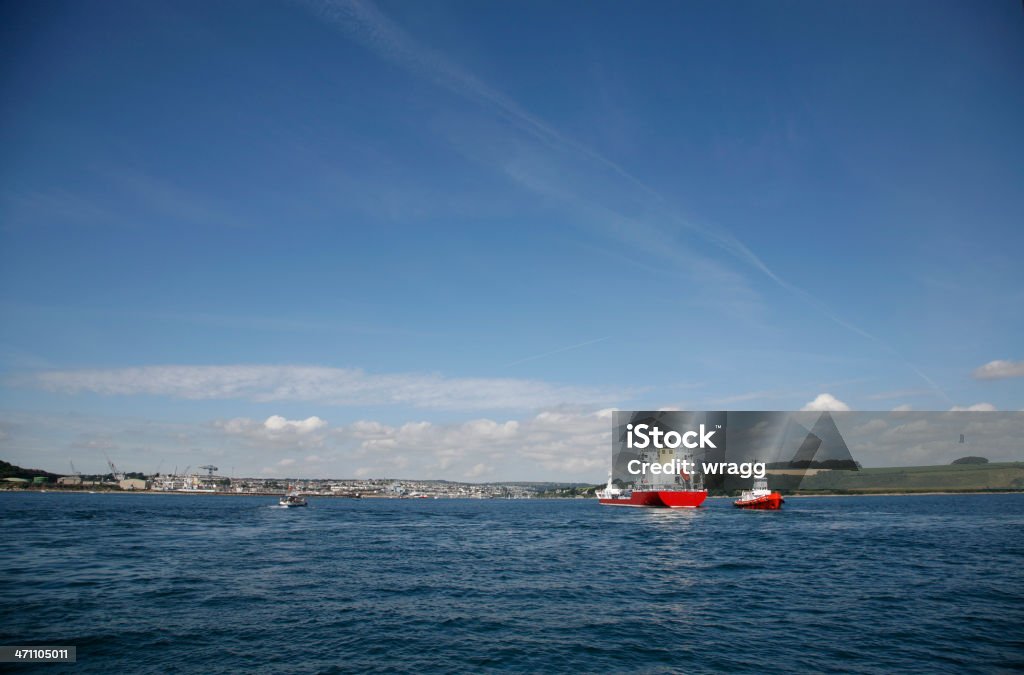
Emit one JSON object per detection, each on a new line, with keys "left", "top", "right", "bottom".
{"left": 599, "top": 490, "right": 707, "bottom": 508}
{"left": 734, "top": 493, "right": 783, "bottom": 510}
{"left": 657, "top": 490, "right": 708, "bottom": 508}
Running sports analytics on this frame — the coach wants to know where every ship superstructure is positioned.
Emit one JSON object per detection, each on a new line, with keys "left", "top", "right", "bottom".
{"left": 598, "top": 442, "right": 707, "bottom": 508}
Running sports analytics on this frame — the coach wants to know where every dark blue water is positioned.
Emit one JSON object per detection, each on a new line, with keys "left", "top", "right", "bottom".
{"left": 2, "top": 493, "right": 1022, "bottom": 673}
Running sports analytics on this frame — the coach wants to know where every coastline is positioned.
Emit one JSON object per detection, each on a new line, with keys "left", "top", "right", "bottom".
{"left": 1, "top": 489, "right": 372, "bottom": 498}
{"left": 784, "top": 490, "right": 1024, "bottom": 498}
{"left": 6, "top": 488, "right": 1023, "bottom": 499}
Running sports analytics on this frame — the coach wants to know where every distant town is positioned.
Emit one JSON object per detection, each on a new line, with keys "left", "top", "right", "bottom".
{"left": 0, "top": 459, "right": 593, "bottom": 498}
{"left": 4, "top": 457, "right": 1023, "bottom": 497}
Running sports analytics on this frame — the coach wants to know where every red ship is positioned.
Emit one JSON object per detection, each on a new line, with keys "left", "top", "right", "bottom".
{"left": 596, "top": 470, "right": 707, "bottom": 509}
{"left": 734, "top": 478, "right": 783, "bottom": 510}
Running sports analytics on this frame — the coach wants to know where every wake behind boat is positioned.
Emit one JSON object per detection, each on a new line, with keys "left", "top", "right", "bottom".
{"left": 279, "top": 489, "right": 308, "bottom": 507}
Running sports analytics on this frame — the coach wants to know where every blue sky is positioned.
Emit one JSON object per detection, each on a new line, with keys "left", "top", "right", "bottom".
{"left": 1, "top": 0, "right": 1022, "bottom": 480}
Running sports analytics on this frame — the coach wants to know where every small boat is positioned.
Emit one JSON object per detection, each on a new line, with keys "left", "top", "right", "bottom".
{"left": 734, "top": 478, "right": 783, "bottom": 510}
{"left": 279, "top": 490, "right": 308, "bottom": 507}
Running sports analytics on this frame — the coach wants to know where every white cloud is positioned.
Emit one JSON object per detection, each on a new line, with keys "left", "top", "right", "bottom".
{"left": 866, "top": 389, "right": 931, "bottom": 401}
{"left": 892, "top": 404, "right": 912, "bottom": 412}
{"left": 322, "top": 409, "right": 609, "bottom": 479}
{"left": 800, "top": 393, "right": 851, "bottom": 412}
{"left": 949, "top": 403, "right": 997, "bottom": 412}
{"left": 214, "top": 414, "right": 331, "bottom": 451}
{"left": 855, "top": 419, "right": 889, "bottom": 434}
{"left": 972, "top": 360, "right": 1024, "bottom": 380}
{"left": 16, "top": 365, "right": 617, "bottom": 411}
{"left": 532, "top": 411, "right": 577, "bottom": 426}
{"left": 263, "top": 415, "right": 327, "bottom": 434}
{"left": 70, "top": 403, "right": 1024, "bottom": 482}
{"left": 8, "top": 404, "right": 1022, "bottom": 483}
{"left": 218, "top": 418, "right": 251, "bottom": 435}
{"left": 70, "top": 434, "right": 120, "bottom": 451}
{"left": 885, "top": 419, "right": 930, "bottom": 435}
{"left": 348, "top": 420, "right": 392, "bottom": 436}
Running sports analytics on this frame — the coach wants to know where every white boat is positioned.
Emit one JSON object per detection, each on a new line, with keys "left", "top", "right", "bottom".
{"left": 595, "top": 472, "right": 630, "bottom": 501}
{"left": 279, "top": 490, "right": 308, "bottom": 507}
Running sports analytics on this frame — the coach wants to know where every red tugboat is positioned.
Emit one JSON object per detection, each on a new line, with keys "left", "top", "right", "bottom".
{"left": 734, "top": 478, "right": 783, "bottom": 510}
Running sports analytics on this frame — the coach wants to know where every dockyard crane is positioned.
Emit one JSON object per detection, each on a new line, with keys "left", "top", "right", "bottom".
{"left": 199, "top": 465, "right": 218, "bottom": 479}
{"left": 69, "top": 460, "right": 82, "bottom": 483}
{"left": 103, "top": 452, "right": 125, "bottom": 481}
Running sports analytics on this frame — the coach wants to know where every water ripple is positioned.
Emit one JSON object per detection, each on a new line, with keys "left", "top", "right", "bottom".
{"left": 1, "top": 493, "right": 1022, "bottom": 673}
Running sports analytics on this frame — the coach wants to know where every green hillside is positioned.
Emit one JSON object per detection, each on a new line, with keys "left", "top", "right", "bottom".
{"left": 795, "top": 462, "right": 1024, "bottom": 493}
{"left": 0, "top": 459, "right": 61, "bottom": 481}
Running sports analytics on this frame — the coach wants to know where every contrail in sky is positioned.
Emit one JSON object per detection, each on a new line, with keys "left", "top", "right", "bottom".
{"left": 502, "top": 336, "right": 612, "bottom": 368}
{"left": 303, "top": 0, "right": 949, "bottom": 401}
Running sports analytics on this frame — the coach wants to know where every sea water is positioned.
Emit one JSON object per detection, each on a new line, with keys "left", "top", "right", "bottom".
{"left": 1, "top": 493, "right": 1022, "bottom": 673}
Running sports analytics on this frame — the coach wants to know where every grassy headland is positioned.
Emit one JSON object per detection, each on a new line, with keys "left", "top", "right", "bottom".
{"left": 785, "top": 461, "right": 1024, "bottom": 494}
